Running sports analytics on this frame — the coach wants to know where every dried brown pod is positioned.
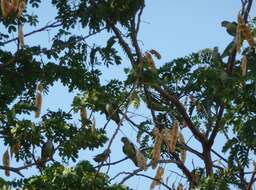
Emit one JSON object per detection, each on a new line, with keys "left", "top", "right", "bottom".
{"left": 1, "top": 0, "right": 12, "bottom": 18}
{"left": 17, "top": 0, "right": 25, "bottom": 17}
{"left": 161, "top": 128, "right": 172, "bottom": 152}
{"left": 35, "top": 92, "right": 42, "bottom": 118}
{"left": 144, "top": 52, "right": 157, "bottom": 72}
{"left": 11, "top": 0, "right": 19, "bottom": 12}
{"left": 180, "top": 149, "right": 186, "bottom": 163}
{"left": 236, "top": 15, "right": 243, "bottom": 53}
{"left": 149, "top": 49, "right": 161, "bottom": 60}
{"left": 150, "top": 166, "right": 164, "bottom": 190}
{"left": 136, "top": 150, "right": 147, "bottom": 171}
{"left": 3, "top": 149, "right": 10, "bottom": 176}
{"left": 151, "top": 128, "right": 162, "bottom": 169}
{"left": 240, "top": 55, "right": 247, "bottom": 76}
{"left": 11, "top": 141, "right": 20, "bottom": 157}
{"left": 169, "top": 120, "right": 179, "bottom": 153}
{"left": 239, "top": 18, "right": 254, "bottom": 48}
{"left": 18, "top": 24, "right": 24, "bottom": 48}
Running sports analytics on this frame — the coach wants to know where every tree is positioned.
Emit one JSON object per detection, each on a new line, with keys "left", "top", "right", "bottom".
{"left": 0, "top": 0, "right": 256, "bottom": 189}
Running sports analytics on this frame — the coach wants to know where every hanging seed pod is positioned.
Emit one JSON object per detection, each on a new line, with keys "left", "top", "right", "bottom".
{"left": 92, "top": 116, "right": 96, "bottom": 132}
{"left": 17, "top": 0, "right": 25, "bottom": 17}
{"left": 11, "top": 141, "right": 20, "bottom": 157}
{"left": 152, "top": 128, "right": 162, "bottom": 169}
{"left": 239, "top": 17, "right": 254, "bottom": 48}
{"left": 240, "top": 55, "right": 247, "bottom": 76}
{"left": 169, "top": 120, "right": 179, "bottom": 153}
{"left": 35, "top": 83, "right": 43, "bottom": 118}
{"left": 161, "top": 128, "right": 172, "bottom": 152}
{"left": 150, "top": 166, "right": 164, "bottom": 190}
{"left": 3, "top": 149, "right": 10, "bottom": 176}
{"left": 136, "top": 150, "right": 147, "bottom": 171}
{"left": 18, "top": 24, "right": 24, "bottom": 48}
{"left": 180, "top": 149, "right": 186, "bottom": 163}
{"left": 145, "top": 52, "right": 157, "bottom": 72}
{"left": 149, "top": 49, "right": 161, "bottom": 60}
{"left": 35, "top": 92, "right": 42, "bottom": 118}
{"left": 80, "top": 107, "right": 87, "bottom": 122}
{"left": 11, "top": 0, "right": 19, "bottom": 12}
{"left": 236, "top": 15, "right": 243, "bottom": 53}
{"left": 1, "top": 0, "right": 12, "bottom": 18}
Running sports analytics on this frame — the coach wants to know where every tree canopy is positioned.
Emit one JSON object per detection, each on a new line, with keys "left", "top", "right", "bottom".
{"left": 0, "top": 0, "right": 256, "bottom": 189}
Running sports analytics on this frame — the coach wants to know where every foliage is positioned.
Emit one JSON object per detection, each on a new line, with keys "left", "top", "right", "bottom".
{"left": 0, "top": 0, "right": 256, "bottom": 190}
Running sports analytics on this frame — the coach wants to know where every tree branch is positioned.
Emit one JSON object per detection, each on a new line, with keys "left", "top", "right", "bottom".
{"left": 154, "top": 85, "right": 207, "bottom": 143}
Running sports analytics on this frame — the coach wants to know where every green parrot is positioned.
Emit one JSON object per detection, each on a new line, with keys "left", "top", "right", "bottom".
{"left": 105, "top": 103, "right": 121, "bottom": 125}
{"left": 41, "top": 139, "right": 54, "bottom": 163}
{"left": 221, "top": 21, "right": 237, "bottom": 36}
{"left": 121, "top": 137, "right": 138, "bottom": 167}
{"left": 147, "top": 95, "right": 168, "bottom": 111}
{"left": 93, "top": 149, "right": 111, "bottom": 163}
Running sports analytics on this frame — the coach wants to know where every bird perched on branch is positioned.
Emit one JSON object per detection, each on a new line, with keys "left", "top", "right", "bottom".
{"left": 121, "top": 137, "right": 138, "bottom": 166}
{"left": 105, "top": 103, "right": 121, "bottom": 125}
{"left": 93, "top": 149, "right": 111, "bottom": 163}
{"left": 221, "top": 21, "right": 237, "bottom": 36}
{"left": 41, "top": 139, "right": 54, "bottom": 166}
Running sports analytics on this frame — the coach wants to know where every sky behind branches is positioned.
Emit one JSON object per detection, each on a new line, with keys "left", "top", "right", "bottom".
{"left": 1, "top": 0, "right": 255, "bottom": 189}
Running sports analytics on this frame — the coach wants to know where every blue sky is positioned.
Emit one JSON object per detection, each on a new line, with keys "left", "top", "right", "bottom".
{"left": 1, "top": 0, "right": 255, "bottom": 189}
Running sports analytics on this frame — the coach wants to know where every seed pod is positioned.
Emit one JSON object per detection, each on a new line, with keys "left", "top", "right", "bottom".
{"left": 35, "top": 83, "right": 43, "bottom": 118}
{"left": 180, "top": 149, "right": 186, "bottom": 163}
{"left": 80, "top": 107, "right": 87, "bottom": 122}
{"left": 169, "top": 120, "right": 179, "bottom": 153}
{"left": 150, "top": 166, "right": 164, "bottom": 190}
{"left": 17, "top": 0, "right": 25, "bottom": 17}
{"left": 35, "top": 92, "right": 42, "bottom": 118}
{"left": 11, "top": 0, "right": 19, "bottom": 12}
{"left": 92, "top": 116, "right": 96, "bottom": 132}
{"left": 18, "top": 24, "right": 24, "bottom": 48}
{"left": 3, "top": 149, "right": 10, "bottom": 176}
{"left": 149, "top": 49, "right": 161, "bottom": 60}
{"left": 145, "top": 52, "right": 157, "bottom": 72}
{"left": 240, "top": 55, "right": 247, "bottom": 76}
{"left": 239, "top": 17, "right": 254, "bottom": 48}
{"left": 152, "top": 128, "right": 162, "bottom": 169}
{"left": 136, "top": 150, "right": 147, "bottom": 171}
{"left": 1, "top": 0, "right": 12, "bottom": 18}
{"left": 11, "top": 141, "right": 20, "bottom": 157}
{"left": 161, "top": 128, "right": 172, "bottom": 152}
{"left": 236, "top": 15, "right": 243, "bottom": 53}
